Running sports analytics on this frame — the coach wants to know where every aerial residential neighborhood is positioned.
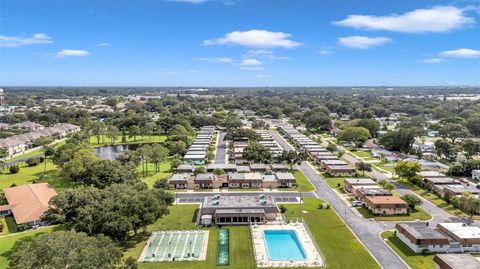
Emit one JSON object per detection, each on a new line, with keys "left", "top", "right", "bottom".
{"left": 1, "top": 0, "right": 480, "bottom": 269}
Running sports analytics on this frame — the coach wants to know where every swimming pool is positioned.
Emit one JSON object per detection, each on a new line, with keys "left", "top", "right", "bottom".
{"left": 263, "top": 230, "right": 307, "bottom": 261}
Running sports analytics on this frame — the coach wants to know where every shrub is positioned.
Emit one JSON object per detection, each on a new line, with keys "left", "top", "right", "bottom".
{"left": 9, "top": 165, "right": 19, "bottom": 174}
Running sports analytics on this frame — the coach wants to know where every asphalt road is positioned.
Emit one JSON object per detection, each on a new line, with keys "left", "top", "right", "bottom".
{"left": 214, "top": 131, "right": 227, "bottom": 164}
{"left": 341, "top": 153, "right": 475, "bottom": 226}
{"left": 270, "top": 130, "right": 409, "bottom": 269}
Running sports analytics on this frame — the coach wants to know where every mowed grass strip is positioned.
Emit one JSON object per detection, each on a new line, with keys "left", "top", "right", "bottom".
{"left": 381, "top": 231, "right": 435, "bottom": 269}
{"left": 282, "top": 198, "right": 380, "bottom": 269}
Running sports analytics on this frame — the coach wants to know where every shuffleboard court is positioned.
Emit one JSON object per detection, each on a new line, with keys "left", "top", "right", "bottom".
{"left": 139, "top": 230, "right": 209, "bottom": 262}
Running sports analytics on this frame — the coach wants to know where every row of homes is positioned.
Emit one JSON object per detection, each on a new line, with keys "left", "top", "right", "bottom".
{"left": 183, "top": 126, "right": 216, "bottom": 165}
{"left": 170, "top": 170, "right": 296, "bottom": 189}
{"left": 420, "top": 171, "right": 479, "bottom": 198}
{"left": 278, "top": 125, "right": 356, "bottom": 177}
{"left": 0, "top": 123, "right": 80, "bottom": 156}
{"left": 344, "top": 178, "right": 409, "bottom": 215}
{"left": 395, "top": 222, "right": 480, "bottom": 253}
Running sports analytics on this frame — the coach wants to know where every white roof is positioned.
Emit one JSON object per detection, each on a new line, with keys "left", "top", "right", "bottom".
{"left": 439, "top": 223, "right": 480, "bottom": 239}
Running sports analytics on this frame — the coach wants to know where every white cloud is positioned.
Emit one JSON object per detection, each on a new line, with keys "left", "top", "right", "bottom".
{"left": 422, "top": 58, "right": 443, "bottom": 64}
{"left": 338, "top": 36, "right": 391, "bottom": 49}
{"left": 195, "top": 57, "right": 233, "bottom": 63}
{"left": 96, "top": 42, "right": 110, "bottom": 47}
{"left": 0, "top": 33, "right": 52, "bottom": 47}
{"left": 333, "top": 6, "right": 474, "bottom": 33}
{"left": 241, "top": 66, "right": 264, "bottom": 71}
{"left": 56, "top": 49, "right": 90, "bottom": 58}
{"left": 439, "top": 48, "right": 480, "bottom": 58}
{"left": 240, "top": 58, "right": 263, "bottom": 66}
{"left": 203, "top": 29, "right": 302, "bottom": 48}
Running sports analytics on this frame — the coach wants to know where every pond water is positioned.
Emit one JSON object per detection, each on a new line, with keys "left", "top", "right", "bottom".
{"left": 93, "top": 144, "right": 140, "bottom": 160}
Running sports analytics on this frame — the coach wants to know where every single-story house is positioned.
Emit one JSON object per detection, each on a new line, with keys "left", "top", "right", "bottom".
{"left": 194, "top": 173, "right": 215, "bottom": 189}
{"left": 228, "top": 173, "right": 262, "bottom": 188}
{"left": 0, "top": 183, "right": 57, "bottom": 227}
{"left": 364, "top": 196, "right": 409, "bottom": 215}
{"left": 271, "top": 163, "right": 289, "bottom": 172}
{"left": 169, "top": 173, "right": 191, "bottom": 189}
{"left": 275, "top": 172, "right": 296, "bottom": 187}
{"left": 395, "top": 223, "right": 451, "bottom": 253}
{"left": 344, "top": 178, "right": 376, "bottom": 193}
{"left": 325, "top": 165, "right": 356, "bottom": 177}
{"left": 355, "top": 188, "right": 392, "bottom": 201}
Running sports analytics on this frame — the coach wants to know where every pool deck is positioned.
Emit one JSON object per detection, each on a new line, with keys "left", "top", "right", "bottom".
{"left": 251, "top": 223, "right": 324, "bottom": 267}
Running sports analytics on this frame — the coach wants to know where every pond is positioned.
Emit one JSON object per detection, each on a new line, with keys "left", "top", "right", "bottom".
{"left": 93, "top": 144, "right": 141, "bottom": 160}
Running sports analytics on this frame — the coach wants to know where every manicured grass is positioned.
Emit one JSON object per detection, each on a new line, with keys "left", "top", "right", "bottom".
{"left": 396, "top": 178, "right": 478, "bottom": 219}
{"left": 283, "top": 198, "right": 380, "bottom": 269}
{"left": 381, "top": 231, "right": 435, "bottom": 269}
{"left": 124, "top": 204, "right": 256, "bottom": 269}
{"left": 356, "top": 207, "right": 431, "bottom": 221}
{"left": 0, "top": 225, "right": 64, "bottom": 268}
{"left": 0, "top": 160, "right": 74, "bottom": 192}
{"left": 138, "top": 159, "right": 173, "bottom": 188}
{"left": 291, "top": 170, "right": 315, "bottom": 192}
{"left": 322, "top": 176, "right": 346, "bottom": 194}
{"left": 89, "top": 135, "right": 167, "bottom": 147}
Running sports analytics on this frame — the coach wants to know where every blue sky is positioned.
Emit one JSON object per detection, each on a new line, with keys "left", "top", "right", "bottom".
{"left": 1, "top": 0, "right": 479, "bottom": 86}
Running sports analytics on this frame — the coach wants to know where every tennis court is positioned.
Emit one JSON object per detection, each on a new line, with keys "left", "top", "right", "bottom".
{"left": 139, "top": 230, "right": 209, "bottom": 262}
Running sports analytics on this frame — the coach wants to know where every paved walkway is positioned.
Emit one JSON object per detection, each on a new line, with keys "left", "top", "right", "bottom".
{"left": 270, "top": 130, "right": 409, "bottom": 269}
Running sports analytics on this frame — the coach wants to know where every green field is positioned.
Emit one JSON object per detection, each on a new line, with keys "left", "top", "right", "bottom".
{"left": 0, "top": 161, "right": 74, "bottom": 192}
{"left": 381, "top": 231, "right": 434, "bottom": 269}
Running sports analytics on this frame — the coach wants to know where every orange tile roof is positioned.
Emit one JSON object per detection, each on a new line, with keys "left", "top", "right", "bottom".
{"left": 3, "top": 183, "right": 57, "bottom": 224}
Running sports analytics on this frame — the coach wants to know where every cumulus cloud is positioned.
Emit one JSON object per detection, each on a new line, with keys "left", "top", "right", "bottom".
{"left": 338, "top": 36, "right": 391, "bottom": 49}
{"left": 240, "top": 59, "right": 263, "bottom": 66}
{"left": 203, "top": 29, "right": 302, "bottom": 48}
{"left": 56, "top": 49, "right": 90, "bottom": 58}
{"left": 333, "top": 6, "right": 474, "bottom": 33}
{"left": 439, "top": 48, "right": 480, "bottom": 58}
{"left": 422, "top": 58, "right": 443, "bottom": 64}
{"left": 0, "top": 33, "right": 52, "bottom": 47}
{"left": 195, "top": 57, "right": 233, "bottom": 63}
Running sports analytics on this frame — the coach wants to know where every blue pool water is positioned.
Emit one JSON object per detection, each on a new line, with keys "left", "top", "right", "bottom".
{"left": 263, "top": 230, "right": 307, "bottom": 261}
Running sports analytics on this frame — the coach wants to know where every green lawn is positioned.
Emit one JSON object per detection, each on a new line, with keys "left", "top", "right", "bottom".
{"left": 381, "top": 231, "right": 435, "bottom": 269}
{"left": 0, "top": 225, "right": 65, "bottom": 269}
{"left": 322, "top": 176, "right": 346, "bottom": 194}
{"left": 289, "top": 170, "right": 315, "bottom": 192}
{"left": 138, "top": 159, "right": 173, "bottom": 188}
{"left": 356, "top": 207, "right": 431, "bottom": 221}
{"left": 396, "top": 178, "right": 477, "bottom": 219}
{"left": 0, "top": 161, "right": 74, "bottom": 192}
{"left": 283, "top": 198, "right": 380, "bottom": 269}
{"left": 89, "top": 135, "right": 167, "bottom": 147}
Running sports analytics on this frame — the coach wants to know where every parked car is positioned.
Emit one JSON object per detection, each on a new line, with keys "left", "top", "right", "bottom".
{"left": 351, "top": 200, "right": 363, "bottom": 207}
